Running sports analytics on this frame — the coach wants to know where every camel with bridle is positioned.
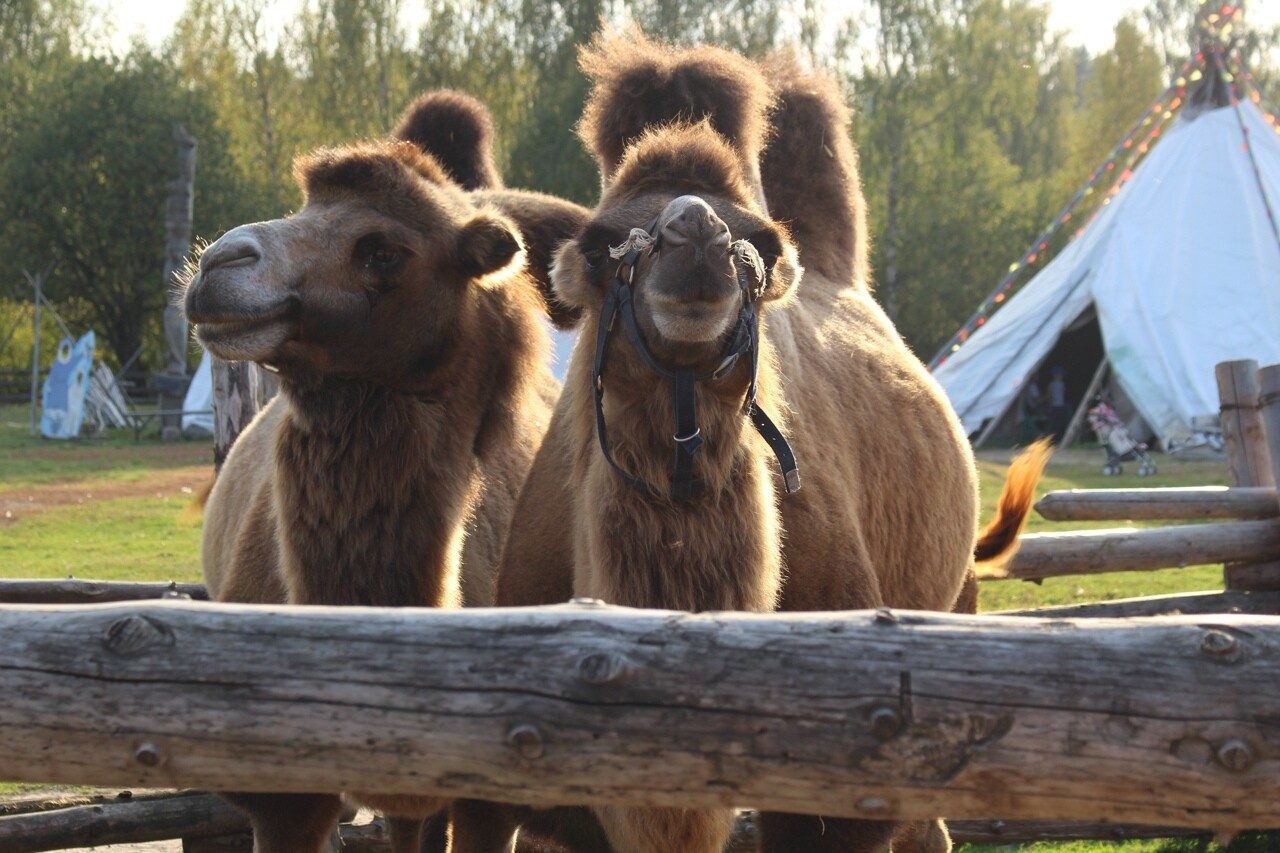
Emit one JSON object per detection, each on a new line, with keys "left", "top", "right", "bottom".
{"left": 489, "top": 35, "right": 1049, "bottom": 853}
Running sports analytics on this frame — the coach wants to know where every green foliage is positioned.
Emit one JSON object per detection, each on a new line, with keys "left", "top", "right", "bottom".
{"left": 0, "top": 47, "right": 255, "bottom": 367}
{"left": 3, "top": 0, "right": 1278, "bottom": 372}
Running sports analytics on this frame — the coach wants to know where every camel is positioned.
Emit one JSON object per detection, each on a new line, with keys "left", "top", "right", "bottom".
{"left": 185, "top": 106, "right": 587, "bottom": 850}
{"left": 489, "top": 35, "right": 1050, "bottom": 853}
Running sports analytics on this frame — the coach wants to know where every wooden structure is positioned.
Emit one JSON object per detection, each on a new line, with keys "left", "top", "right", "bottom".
{"left": 2, "top": 359, "right": 1280, "bottom": 851}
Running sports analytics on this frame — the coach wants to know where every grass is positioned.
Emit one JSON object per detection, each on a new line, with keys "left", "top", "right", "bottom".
{"left": 0, "top": 403, "right": 209, "bottom": 583}
{"left": 0, "top": 407, "right": 1259, "bottom": 850}
{"left": 975, "top": 449, "right": 1230, "bottom": 612}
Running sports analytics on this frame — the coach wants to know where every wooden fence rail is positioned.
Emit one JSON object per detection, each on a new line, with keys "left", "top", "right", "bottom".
{"left": 986, "top": 519, "right": 1280, "bottom": 580}
{"left": 1034, "top": 486, "right": 1279, "bottom": 521}
{"left": 0, "top": 790, "right": 1212, "bottom": 853}
{"left": 1, "top": 600, "right": 1278, "bottom": 832}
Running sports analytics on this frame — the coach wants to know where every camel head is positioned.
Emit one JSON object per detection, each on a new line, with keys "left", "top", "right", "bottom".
{"left": 183, "top": 140, "right": 523, "bottom": 386}
{"left": 553, "top": 122, "right": 800, "bottom": 373}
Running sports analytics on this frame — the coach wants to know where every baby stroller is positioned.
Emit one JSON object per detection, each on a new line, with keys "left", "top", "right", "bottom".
{"left": 1087, "top": 398, "right": 1156, "bottom": 476}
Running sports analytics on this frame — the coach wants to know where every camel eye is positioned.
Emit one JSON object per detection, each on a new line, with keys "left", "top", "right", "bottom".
{"left": 354, "top": 234, "right": 406, "bottom": 275}
{"left": 582, "top": 247, "right": 606, "bottom": 271}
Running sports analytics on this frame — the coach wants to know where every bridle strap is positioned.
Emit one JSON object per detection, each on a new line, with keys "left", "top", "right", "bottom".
{"left": 591, "top": 216, "right": 800, "bottom": 501}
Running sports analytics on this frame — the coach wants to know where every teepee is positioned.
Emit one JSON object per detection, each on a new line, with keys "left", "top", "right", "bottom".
{"left": 930, "top": 3, "right": 1280, "bottom": 450}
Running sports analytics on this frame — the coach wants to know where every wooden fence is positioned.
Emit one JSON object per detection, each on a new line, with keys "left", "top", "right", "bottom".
{"left": 2, "top": 359, "right": 1280, "bottom": 851}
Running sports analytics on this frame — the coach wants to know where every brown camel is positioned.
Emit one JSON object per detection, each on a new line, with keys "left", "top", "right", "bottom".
{"left": 490, "top": 35, "right": 1049, "bottom": 853}
{"left": 185, "top": 128, "right": 574, "bottom": 851}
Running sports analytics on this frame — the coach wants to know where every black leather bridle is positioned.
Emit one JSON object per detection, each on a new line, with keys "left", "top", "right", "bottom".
{"left": 591, "top": 215, "right": 801, "bottom": 502}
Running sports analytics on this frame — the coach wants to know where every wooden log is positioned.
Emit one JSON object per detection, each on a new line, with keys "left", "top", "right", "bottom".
{"left": 996, "top": 589, "right": 1280, "bottom": 618}
{"left": 1035, "top": 486, "right": 1278, "bottom": 521}
{"left": 0, "top": 790, "right": 245, "bottom": 852}
{"left": 985, "top": 519, "right": 1280, "bottom": 581}
{"left": 0, "top": 578, "right": 208, "bottom": 604}
{"left": 0, "top": 789, "right": 179, "bottom": 818}
{"left": 185, "top": 821, "right": 392, "bottom": 853}
{"left": 1, "top": 601, "right": 1280, "bottom": 832}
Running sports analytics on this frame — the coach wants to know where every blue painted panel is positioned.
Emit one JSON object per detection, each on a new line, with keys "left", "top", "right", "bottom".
{"left": 41, "top": 331, "right": 95, "bottom": 440}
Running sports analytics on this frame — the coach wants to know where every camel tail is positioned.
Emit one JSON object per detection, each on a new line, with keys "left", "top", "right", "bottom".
{"left": 392, "top": 89, "right": 503, "bottom": 191}
{"left": 973, "top": 437, "right": 1052, "bottom": 579}
{"left": 179, "top": 472, "right": 216, "bottom": 526}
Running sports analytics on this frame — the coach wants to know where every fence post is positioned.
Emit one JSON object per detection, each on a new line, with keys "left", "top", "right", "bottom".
{"left": 211, "top": 360, "right": 276, "bottom": 473}
{"left": 1217, "top": 360, "right": 1280, "bottom": 590}
{"left": 1259, "top": 365, "right": 1280, "bottom": 501}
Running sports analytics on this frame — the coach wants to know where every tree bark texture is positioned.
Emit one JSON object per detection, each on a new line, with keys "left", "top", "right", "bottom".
{"left": 0, "top": 601, "right": 1278, "bottom": 832}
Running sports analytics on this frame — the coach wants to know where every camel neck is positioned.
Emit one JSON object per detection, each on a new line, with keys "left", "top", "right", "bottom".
{"left": 274, "top": 384, "right": 473, "bottom": 609}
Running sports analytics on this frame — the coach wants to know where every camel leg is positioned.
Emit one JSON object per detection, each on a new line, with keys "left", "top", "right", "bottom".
{"left": 420, "top": 808, "right": 452, "bottom": 852}
{"left": 891, "top": 818, "right": 953, "bottom": 852}
{"left": 594, "top": 805, "right": 736, "bottom": 853}
{"left": 220, "top": 792, "right": 344, "bottom": 853}
{"left": 386, "top": 815, "right": 427, "bottom": 852}
{"left": 450, "top": 799, "right": 519, "bottom": 853}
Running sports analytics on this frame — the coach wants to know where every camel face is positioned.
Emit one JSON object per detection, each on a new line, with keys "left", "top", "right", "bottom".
{"left": 556, "top": 189, "right": 798, "bottom": 371}
{"left": 184, "top": 142, "right": 520, "bottom": 382}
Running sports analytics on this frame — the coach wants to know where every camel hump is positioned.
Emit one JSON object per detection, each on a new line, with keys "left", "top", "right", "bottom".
{"left": 578, "top": 29, "right": 774, "bottom": 182}
{"left": 973, "top": 437, "right": 1053, "bottom": 575}
{"left": 761, "top": 53, "right": 868, "bottom": 287}
{"left": 392, "top": 89, "right": 502, "bottom": 191}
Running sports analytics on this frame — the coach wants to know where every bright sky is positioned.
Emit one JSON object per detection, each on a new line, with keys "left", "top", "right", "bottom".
{"left": 100, "top": 0, "right": 1280, "bottom": 57}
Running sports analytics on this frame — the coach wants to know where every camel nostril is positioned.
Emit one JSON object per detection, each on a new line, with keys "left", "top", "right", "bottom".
{"left": 200, "top": 237, "right": 261, "bottom": 273}
{"left": 661, "top": 196, "right": 730, "bottom": 250}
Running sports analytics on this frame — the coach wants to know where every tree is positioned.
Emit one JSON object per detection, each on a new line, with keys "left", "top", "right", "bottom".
{"left": 0, "top": 49, "right": 251, "bottom": 367}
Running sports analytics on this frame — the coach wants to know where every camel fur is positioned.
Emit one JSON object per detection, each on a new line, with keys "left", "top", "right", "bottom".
{"left": 187, "top": 128, "right": 571, "bottom": 852}
{"left": 491, "top": 34, "right": 1049, "bottom": 853}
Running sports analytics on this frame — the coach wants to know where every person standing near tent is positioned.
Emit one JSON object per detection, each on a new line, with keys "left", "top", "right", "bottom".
{"left": 1049, "top": 366, "right": 1069, "bottom": 443}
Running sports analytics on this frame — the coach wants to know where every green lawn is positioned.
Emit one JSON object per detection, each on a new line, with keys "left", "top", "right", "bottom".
{"left": 0, "top": 403, "right": 209, "bottom": 583}
{"left": 0, "top": 409, "right": 1259, "bottom": 849}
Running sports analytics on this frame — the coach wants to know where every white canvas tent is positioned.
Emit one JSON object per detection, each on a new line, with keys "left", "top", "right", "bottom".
{"left": 931, "top": 20, "right": 1280, "bottom": 450}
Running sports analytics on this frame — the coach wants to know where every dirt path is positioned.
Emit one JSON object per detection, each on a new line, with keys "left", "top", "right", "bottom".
{"left": 0, "top": 466, "right": 212, "bottom": 528}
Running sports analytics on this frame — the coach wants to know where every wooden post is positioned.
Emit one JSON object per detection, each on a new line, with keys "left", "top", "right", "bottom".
{"left": 159, "top": 126, "right": 198, "bottom": 431}
{"left": 1216, "top": 360, "right": 1279, "bottom": 589}
{"left": 1060, "top": 359, "right": 1109, "bottom": 447}
{"left": 1259, "top": 364, "right": 1280, "bottom": 504}
{"left": 211, "top": 360, "right": 275, "bottom": 472}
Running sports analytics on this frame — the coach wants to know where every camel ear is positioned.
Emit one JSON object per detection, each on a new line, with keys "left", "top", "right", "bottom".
{"left": 549, "top": 239, "right": 599, "bottom": 311}
{"left": 457, "top": 213, "right": 522, "bottom": 281}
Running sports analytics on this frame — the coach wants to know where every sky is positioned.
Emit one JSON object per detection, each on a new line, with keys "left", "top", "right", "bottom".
{"left": 99, "top": 0, "right": 1280, "bottom": 57}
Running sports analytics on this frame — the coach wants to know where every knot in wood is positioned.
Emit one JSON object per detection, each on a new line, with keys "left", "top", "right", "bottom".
{"left": 134, "top": 743, "right": 163, "bottom": 768}
{"left": 1199, "top": 629, "right": 1237, "bottom": 657}
{"left": 874, "top": 608, "right": 898, "bottom": 625}
{"left": 507, "top": 724, "right": 546, "bottom": 760}
{"left": 578, "top": 653, "right": 632, "bottom": 686}
{"left": 868, "top": 706, "right": 904, "bottom": 740}
{"left": 103, "top": 616, "right": 173, "bottom": 656}
{"left": 1216, "top": 739, "right": 1256, "bottom": 773}
{"left": 855, "top": 797, "right": 890, "bottom": 815}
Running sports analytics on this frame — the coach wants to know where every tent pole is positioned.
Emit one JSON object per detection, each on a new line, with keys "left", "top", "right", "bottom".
{"left": 1061, "top": 360, "right": 1110, "bottom": 447}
